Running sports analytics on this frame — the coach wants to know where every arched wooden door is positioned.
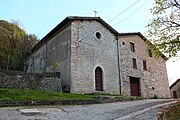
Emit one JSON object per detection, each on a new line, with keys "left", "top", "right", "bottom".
{"left": 95, "top": 67, "right": 103, "bottom": 91}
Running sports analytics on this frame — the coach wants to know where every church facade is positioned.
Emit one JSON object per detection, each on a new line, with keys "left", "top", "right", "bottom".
{"left": 27, "top": 16, "right": 170, "bottom": 98}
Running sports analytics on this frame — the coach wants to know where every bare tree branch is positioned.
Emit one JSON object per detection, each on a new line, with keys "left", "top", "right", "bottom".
{"left": 170, "top": 0, "right": 180, "bottom": 9}
{"left": 161, "top": 19, "right": 180, "bottom": 26}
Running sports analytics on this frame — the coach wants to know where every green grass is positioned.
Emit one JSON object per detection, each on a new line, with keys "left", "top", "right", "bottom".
{"left": 159, "top": 103, "right": 180, "bottom": 120}
{"left": 0, "top": 88, "right": 142, "bottom": 102}
{"left": 166, "top": 103, "right": 180, "bottom": 120}
{"left": 0, "top": 88, "right": 95, "bottom": 101}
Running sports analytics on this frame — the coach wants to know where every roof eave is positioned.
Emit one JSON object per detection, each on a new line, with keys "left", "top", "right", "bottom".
{"left": 118, "top": 32, "right": 168, "bottom": 60}
{"left": 31, "top": 17, "right": 71, "bottom": 53}
{"left": 30, "top": 16, "right": 119, "bottom": 54}
{"left": 169, "top": 79, "right": 180, "bottom": 89}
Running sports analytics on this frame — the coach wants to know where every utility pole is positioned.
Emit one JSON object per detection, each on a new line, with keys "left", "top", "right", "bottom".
{"left": 93, "top": 11, "right": 98, "bottom": 17}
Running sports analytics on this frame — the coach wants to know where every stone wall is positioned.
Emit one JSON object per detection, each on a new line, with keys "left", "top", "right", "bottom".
{"left": 71, "top": 20, "right": 120, "bottom": 94}
{"left": 0, "top": 69, "right": 62, "bottom": 92}
{"left": 170, "top": 79, "right": 180, "bottom": 98}
{"left": 25, "top": 17, "right": 170, "bottom": 97}
{"left": 27, "top": 25, "right": 71, "bottom": 91}
{"left": 118, "top": 35, "right": 170, "bottom": 98}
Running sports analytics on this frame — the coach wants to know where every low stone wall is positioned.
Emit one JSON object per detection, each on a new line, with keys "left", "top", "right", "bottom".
{"left": 0, "top": 69, "right": 61, "bottom": 92}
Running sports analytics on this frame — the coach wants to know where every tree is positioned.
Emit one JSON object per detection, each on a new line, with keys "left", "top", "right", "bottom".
{"left": 147, "top": 0, "right": 180, "bottom": 58}
{"left": 0, "top": 20, "right": 39, "bottom": 71}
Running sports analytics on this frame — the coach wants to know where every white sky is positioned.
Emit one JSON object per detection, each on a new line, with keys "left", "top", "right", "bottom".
{"left": 166, "top": 57, "right": 180, "bottom": 86}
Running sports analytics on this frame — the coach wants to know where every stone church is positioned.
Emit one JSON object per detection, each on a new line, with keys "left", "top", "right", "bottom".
{"left": 27, "top": 16, "right": 170, "bottom": 98}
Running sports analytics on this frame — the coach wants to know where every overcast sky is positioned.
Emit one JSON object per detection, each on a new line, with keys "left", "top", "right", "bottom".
{"left": 1, "top": 0, "right": 180, "bottom": 85}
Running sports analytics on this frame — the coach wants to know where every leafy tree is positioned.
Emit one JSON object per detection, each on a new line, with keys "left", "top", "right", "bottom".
{"left": 147, "top": 0, "right": 180, "bottom": 58}
{"left": 0, "top": 20, "right": 38, "bottom": 71}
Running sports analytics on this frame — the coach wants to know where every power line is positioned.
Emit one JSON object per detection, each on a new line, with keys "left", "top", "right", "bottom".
{"left": 112, "top": 0, "right": 149, "bottom": 26}
{"left": 108, "top": 0, "right": 141, "bottom": 23}
{"left": 77, "top": 0, "right": 148, "bottom": 43}
{"left": 78, "top": 1, "right": 142, "bottom": 42}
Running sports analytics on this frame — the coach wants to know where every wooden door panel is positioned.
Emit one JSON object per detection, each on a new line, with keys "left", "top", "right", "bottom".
{"left": 173, "top": 91, "right": 177, "bottom": 98}
{"left": 95, "top": 67, "right": 103, "bottom": 91}
{"left": 130, "top": 77, "right": 140, "bottom": 96}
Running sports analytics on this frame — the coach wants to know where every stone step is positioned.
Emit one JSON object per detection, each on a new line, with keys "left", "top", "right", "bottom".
{"left": 19, "top": 108, "right": 42, "bottom": 116}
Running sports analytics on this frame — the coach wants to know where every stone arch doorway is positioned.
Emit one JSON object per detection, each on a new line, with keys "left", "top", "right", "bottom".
{"left": 95, "top": 67, "right": 103, "bottom": 91}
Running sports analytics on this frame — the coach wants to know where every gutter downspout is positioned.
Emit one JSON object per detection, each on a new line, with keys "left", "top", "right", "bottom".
{"left": 116, "top": 36, "right": 121, "bottom": 95}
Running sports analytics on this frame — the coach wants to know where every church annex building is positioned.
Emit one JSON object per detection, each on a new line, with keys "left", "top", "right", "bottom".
{"left": 27, "top": 16, "right": 170, "bottom": 98}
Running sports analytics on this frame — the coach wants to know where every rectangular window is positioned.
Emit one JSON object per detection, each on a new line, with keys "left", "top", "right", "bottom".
{"left": 132, "top": 58, "right": 137, "bottom": 69}
{"left": 130, "top": 42, "right": 135, "bottom": 52}
{"left": 143, "top": 60, "right": 147, "bottom": 70}
{"left": 148, "top": 49, "right": 152, "bottom": 57}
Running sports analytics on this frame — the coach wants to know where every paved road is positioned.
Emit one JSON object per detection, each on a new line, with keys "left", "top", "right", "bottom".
{"left": 0, "top": 99, "right": 176, "bottom": 120}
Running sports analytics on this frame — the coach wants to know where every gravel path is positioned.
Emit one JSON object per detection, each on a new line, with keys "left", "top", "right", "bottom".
{"left": 0, "top": 99, "right": 176, "bottom": 120}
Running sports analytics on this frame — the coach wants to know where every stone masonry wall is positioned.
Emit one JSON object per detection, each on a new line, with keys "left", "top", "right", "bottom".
{"left": 27, "top": 25, "right": 71, "bottom": 91}
{"left": 71, "top": 20, "right": 120, "bottom": 94}
{"left": 118, "top": 35, "right": 170, "bottom": 98}
{"left": 0, "top": 69, "right": 62, "bottom": 92}
{"left": 170, "top": 80, "right": 180, "bottom": 98}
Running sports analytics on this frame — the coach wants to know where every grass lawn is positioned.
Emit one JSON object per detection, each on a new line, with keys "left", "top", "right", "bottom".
{"left": 0, "top": 88, "right": 141, "bottom": 102}
{"left": 166, "top": 103, "right": 180, "bottom": 120}
{"left": 0, "top": 88, "right": 96, "bottom": 101}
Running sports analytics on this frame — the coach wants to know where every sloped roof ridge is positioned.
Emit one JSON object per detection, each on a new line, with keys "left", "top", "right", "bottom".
{"left": 118, "top": 32, "right": 168, "bottom": 60}
{"left": 31, "top": 16, "right": 118, "bottom": 53}
{"left": 169, "top": 79, "right": 180, "bottom": 89}
{"left": 67, "top": 16, "right": 100, "bottom": 19}
{"left": 30, "top": 16, "right": 167, "bottom": 61}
